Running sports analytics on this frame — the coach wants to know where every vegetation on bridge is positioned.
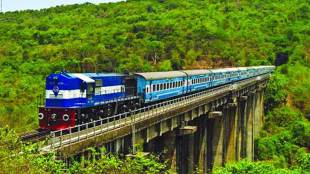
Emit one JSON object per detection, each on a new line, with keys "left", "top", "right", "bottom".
{"left": 0, "top": 0, "right": 309, "bottom": 173}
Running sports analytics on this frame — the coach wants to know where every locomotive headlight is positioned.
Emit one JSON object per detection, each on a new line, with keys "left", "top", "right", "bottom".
{"left": 63, "top": 114, "right": 69, "bottom": 121}
{"left": 51, "top": 113, "right": 57, "bottom": 120}
{"left": 38, "top": 113, "right": 44, "bottom": 120}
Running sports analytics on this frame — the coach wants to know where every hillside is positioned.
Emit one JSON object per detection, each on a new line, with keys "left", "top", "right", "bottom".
{"left": 0, "top": 0, "right": 308, "bottom": 132}
{"left": 0, "top": 0, "right": 309, "bottom": 172}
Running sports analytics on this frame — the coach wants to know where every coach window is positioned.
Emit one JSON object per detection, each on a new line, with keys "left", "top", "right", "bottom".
{"left": 153, "top": 84, "right": 156, "bottom": 92}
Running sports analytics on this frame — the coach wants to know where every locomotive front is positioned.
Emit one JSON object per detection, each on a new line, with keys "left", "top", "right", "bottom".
{"left": 38, "top": 73, "right": 89, "bottom": 130}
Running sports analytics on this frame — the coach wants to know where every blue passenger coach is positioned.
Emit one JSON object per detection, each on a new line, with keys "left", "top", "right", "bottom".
{"left": 134, "top": 71, "right": 187, "bottom": 103}
{"left": 182, "top": 70, "right": 212, "bottom": 93}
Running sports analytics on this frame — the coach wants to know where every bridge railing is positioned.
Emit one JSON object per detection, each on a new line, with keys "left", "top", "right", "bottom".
{"left": 47, "top": 74, "right": 270, "bottom": 149}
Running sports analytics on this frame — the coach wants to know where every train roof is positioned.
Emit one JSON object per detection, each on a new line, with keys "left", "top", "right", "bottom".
{"left": 181, "top": 69, "right": 211, "bottom": 75}
{"left": 69, "top": 73, "right": 95, "bottom": 83}
{"left": 135, "top": 71, "right": 186, "bottom": 80}
{"left": 66, "top": 73, "right": 124, "bottom": 83}
{"left": 210, "top": 67, "right": 239, "bottom": 73}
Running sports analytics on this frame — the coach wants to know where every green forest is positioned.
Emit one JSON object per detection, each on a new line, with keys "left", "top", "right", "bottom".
{"left": 0, "top": 0, "right": 309, "bottom": 173}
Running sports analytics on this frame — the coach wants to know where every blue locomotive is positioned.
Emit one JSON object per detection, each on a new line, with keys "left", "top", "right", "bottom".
{"left": 39, "top": 66, "right": 275, "bottom": 130}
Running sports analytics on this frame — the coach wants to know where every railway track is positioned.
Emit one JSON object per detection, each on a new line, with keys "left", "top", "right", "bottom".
{"left": 20, "top": 129, "right": 50, "bottom": 142}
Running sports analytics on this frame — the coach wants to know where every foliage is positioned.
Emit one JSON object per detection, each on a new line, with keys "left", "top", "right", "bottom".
{"left": 0, "top": 127, "right": 167, "bottom": 174}
{"left": 214, "top": 160, "right": 302, "bottom": 174}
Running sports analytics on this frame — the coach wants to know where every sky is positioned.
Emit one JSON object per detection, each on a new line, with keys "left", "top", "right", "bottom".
{"left": 1, "top": 0, "right": 124, "bottom": 12}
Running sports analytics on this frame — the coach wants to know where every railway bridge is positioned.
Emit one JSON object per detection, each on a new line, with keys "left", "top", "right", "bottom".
{"left": 42, "top": 74, "right": 270, "bottom": 173}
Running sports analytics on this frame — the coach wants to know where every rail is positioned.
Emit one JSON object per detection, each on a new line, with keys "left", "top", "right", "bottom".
{"left": 45, "top": 74, "right": 270, "bottom": 150}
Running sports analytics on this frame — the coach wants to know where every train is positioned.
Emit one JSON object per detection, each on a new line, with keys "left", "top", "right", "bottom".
{"left": 38, "top": 66, "right": 275, "bottom": 131}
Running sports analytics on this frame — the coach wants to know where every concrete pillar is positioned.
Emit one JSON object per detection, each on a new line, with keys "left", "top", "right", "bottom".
{"left": 114, "top": 138, "right": 124, "bottom": 154}
{"left": 235, "top": 100, "right": 242, "bottom": 161}
{"left": 162, "top": 131, "right": 177, "bottom": 172}
{"left": 206, "top": 111, "right": 224, "bottom": 171}
{"left": 253, "top": 92, "right": 261, "bottom": 141}
{"left": 226, "top": 102, "right": 238, "bottom": 162}
{"left": 222, "top": 106, "right": 229, "bottom": 165}
{"left": 238, "top": 96, "right": 247, "bottom": 159}
{"left": 177, "top": 126, "right": 197, "bottom": 174}
{"left": 246, "top": 94, "right": 254, "bottom": 161}
{"left": 259, "top": 91, "right": 265, "bottom": 130}
{"left": 191, "top": 116, "right": 207, "bottom": 174}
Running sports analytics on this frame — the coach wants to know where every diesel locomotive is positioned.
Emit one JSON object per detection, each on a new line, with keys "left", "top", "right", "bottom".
{"left": 39, "top": 66, "right": 275, "bottom": 131}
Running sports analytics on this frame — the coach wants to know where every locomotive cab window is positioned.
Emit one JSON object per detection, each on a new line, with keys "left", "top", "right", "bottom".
{"left": 95, "top": 80, "right": 102, "bottom": 87}
{"left": 95, "top": 80, "right": 102, "bottom": 95}
{"left": 87, "top": 83, "right": 94, "bottom": 98}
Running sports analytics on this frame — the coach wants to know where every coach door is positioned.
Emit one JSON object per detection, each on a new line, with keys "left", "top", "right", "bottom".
{"left": 124, "top": 75, "right": 137, "bottom": 97}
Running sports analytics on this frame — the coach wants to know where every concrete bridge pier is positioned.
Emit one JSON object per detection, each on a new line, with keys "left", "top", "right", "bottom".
{"left": 224, "top": 100, "right": 239, "bottom": 163}
{"left": 206, "top": 109, "right": 224, "bottom": 171}
{"left": 176, "top": 126, "right": 197, "bottom": 174}
{"left": 237, "top": 95, "right": 248, "bottom": 159}
{"left": 245, "top": 93, "right": 254, "bottom": 161}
